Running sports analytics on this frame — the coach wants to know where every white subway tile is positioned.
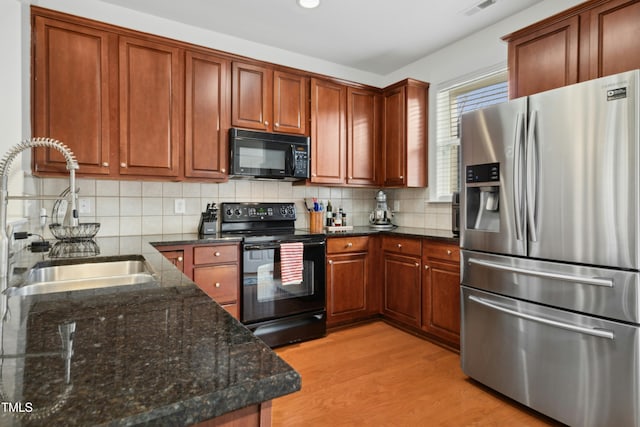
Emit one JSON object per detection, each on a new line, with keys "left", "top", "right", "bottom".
{"left": 162, "top": 216, "right": 182, "bottom": 234}
{"left": 142, "top": 198, "right": 163, "bottom": 216}
{"left": 119, "top": 216, "right": 141, "bottom": 236}
{"left": 120, "top": 181, "right": 142, "bottom": 197}
{"left": 183, "top": 183, "right": 201, "bottom": 198}
{"left": 96, "top": 180, "right": 119, "bottom": 197}
{"left": 162, "top": 182, "right": 182, "bottom": 197}
{"left": 201, "top": 183, "right": 219, "bottom": 199}
{"left": 120, "top": 197, "right": 142, "bottom": 216}
{"left": 142, "top": 182, "right": 163, "bottom": 197}
{"left": 142, "top": 216, "right": 163, "bottom": 235}
{"left": 96, "top": 197, "right": 120, "bottom": 216}
{"left": 96, "top": 216, "right": 119, "bottom": 236}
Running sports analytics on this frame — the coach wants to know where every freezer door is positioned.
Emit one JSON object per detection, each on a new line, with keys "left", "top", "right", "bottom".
{"left": 460, "top": 98, "right": 527, "bottom": 257}
{"left": 461, "top": 249, "right": 640, "bottom": 323}
{"left": 461, "top": 286, "right": 640, "bottom": 427}
{"left": 527, "top": 70, "right": 640, "bottom": 269}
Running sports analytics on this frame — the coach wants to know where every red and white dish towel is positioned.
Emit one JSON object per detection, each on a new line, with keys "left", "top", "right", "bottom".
{"left": 280, "top": 242, "right": 304, "bottom": 285}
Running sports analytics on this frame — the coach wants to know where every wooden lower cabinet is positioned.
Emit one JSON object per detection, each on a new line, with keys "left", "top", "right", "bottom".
{"left": 421, "top": 240, "right": 461, "bottom": 349}
{"left": 381, "top": 237, "right": 422, "bottom": 328}
{"left": 157, "top": 242, "right": 241, "bottom": 319}
{"left": 193, "top": 401, "right": 271, "bottom": 427}
{"left": 326, "top": 236, "right": 378, "bottom": 327}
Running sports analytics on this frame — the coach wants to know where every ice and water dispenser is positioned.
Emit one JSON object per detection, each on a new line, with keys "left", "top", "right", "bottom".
{"left": 465, "top": 162, "right": 500, "bottom": 232}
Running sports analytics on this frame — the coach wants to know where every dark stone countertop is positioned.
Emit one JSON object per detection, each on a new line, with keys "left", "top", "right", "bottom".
{"left": 319, "top": 225, "right": 459, "bottom": 244}
{"left": 0, "top": 234, "right": 299, "bottom": 427}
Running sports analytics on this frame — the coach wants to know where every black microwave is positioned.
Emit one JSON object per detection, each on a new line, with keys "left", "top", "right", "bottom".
{"left": 229, "top": 128, "right": 310, "bottom": 180}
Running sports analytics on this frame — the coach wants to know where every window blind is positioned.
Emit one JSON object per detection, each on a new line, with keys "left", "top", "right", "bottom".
{"left": 435, "top": 70, "right": 508, "bottom": 200}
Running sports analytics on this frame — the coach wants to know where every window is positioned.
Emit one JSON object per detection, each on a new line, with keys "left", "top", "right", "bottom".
{"left": 434, "top": 69, "right": 508, "bottom": 200}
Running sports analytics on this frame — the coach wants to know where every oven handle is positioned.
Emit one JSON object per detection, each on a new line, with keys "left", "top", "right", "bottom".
{"left": 244, "top": 241, "right": 326, "bottom": 251}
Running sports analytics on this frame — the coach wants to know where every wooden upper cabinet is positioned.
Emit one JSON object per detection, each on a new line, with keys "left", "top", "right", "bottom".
{"left": 231, "top": 62, "right": 272, "bottom": 132}
{"left": 504, "top": 0, "right": 640, "bottom": 98}
{"left": 310, "top": 78, "right": 347, "bottom": 184}
{"left": 382, "top": 79, "right": 428, "bottom": 188}
{"left": 232, "top": 62, "right": 308, "bottom": 135}
{"left": 588, "top": 0, "right": 640, "bottom": 79}
{"left": 382, "top": 85, "right": 405, "bottom": 187}
{"left": 273, "top": 70, "right": 309, "bottom": 135}
{"left": 32, "top": 15, "right": 113, "bottom": 176}
{"left": 347, "top": 87, "right": 381, "bottom": 186}
{"left": 118, "top": 36, "right": 181, "bottom": 177}
{"left": 185, "top": 50, "right": 230, "bottom": 180}
{"left": 505, "top": 16, "right": 580, "bottom": 98}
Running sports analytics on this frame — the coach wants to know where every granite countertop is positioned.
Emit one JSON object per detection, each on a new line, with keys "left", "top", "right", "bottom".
{"left": 0, "top": 234, "right": 300, "bottom": 427}
{"left": 319, "top": 225, "right": 459, "bottom": 243}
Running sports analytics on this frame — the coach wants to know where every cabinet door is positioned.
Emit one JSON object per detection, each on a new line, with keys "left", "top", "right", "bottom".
{"left": 347, "top": 87, "right": 380, "bottom": 186}
{"left": 118, "top": 36, "right": 181, "bottom": 177}
{"left": 231, "top": 62, "right": 272, "bottom": 131}
{"left": 382, "top": 252, "right": 421, "bottom": 327}
{"left": 273, "top": 71, "right": 308, "bottom": 135}
{"left": 185, "top": 50, "right": 230, "bottom": 180}
{"left": 422, "top": 260, "right": 461, "bottom": 348}
{"left": 32, "top": 16, "right": 113, "bottom": 175}
{"left": 326, "top": 253, "right": 369, "bottom": 326}
{"left": 310, "top": 78, "right": 346, "bottom": 184}
{"left": 382, "top": 86, "right": 406, "bottom": 186}
{"left": 159, "top": 249, "right": 185, "bottom": 272}
{"left": 588, "top": 0, "right": 640, "bottom": 79}
{"left": 506, "top": 16, "right": 580, "bottom": 98}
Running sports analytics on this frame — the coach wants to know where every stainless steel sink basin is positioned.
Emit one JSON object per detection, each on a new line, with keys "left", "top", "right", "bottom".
{"left": 4, "top": 255, "right": 158, "bottom": 296}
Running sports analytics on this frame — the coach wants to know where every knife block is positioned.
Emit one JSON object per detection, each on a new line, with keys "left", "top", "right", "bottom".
{"left": 198, "top": 214, "right": 217, "bottom": 235}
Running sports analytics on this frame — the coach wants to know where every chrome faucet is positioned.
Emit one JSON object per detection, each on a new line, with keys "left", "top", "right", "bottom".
{"left": 0, "top": 138, "right": 79, "bottom": 278}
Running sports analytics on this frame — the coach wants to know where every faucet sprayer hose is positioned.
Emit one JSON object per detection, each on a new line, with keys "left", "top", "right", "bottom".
{"left": 0, "top": 137, "right": 78, "bottom": 177}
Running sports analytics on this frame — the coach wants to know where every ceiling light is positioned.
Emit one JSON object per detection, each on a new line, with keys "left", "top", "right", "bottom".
{"left": 297, "top": 0, "right": 320, "bottom": 9}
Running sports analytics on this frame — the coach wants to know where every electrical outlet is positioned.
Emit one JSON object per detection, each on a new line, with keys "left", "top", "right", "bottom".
{"left": 174, "top": 199, "right": 186, "bottom": 214}
{"left": 393, "top": 200, "right": 400, "bottom": 212}
{"left": 79, "top": 198, "right": 91, "bottom": 214}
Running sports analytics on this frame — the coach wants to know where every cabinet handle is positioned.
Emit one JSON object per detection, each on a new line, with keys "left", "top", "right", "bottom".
{"left": 102, "top": 162, "right": 109, "bottom": 167}
{"left": 120, "top": 162, "right": 127, "bottom": 168}
{"left": 400, "top": 175, "right": 404, "bottom": 179}
{"left": 346, "top": 242, "right": 353, "bottom": 248}
{"left": 397, "top": 243, "right": 402, "bottom": 248}
{"left": 425, "top": 265, "right": 430, "bottom": 270}
{"left": 328, "top": 260, "right": 333, "bottom": 265}
{"left": 275, "top": 122, "right": 279, "bottom": 127}
{"left": 214, "top": 251, "right": 221, "bottom": 257}
{"left": 265, "top": 120, "right": 269, "bottom": 126}
{"left": 177, "top": 256, "right": 183, "bottom": 262}
{"left": 447, "top": 250, "right": 452, "bottom": 255}
{"left": 215, "top": 282, "right": 221, "bottom": 288}
{"left": 221, "top": 168, "right": 226, "bottom": 173}
{"left": 415, "top": 262, "right": 420, "bottom": 267}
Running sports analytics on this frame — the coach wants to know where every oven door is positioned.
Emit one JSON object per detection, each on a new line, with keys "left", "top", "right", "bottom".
{"left": 241, "top": 237, "right": 326, "bottom": 324}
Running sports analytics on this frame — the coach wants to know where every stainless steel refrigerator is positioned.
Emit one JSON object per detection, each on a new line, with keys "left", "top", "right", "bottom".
{"left": 460, "top": 69, "right": 640, "bottom": 427}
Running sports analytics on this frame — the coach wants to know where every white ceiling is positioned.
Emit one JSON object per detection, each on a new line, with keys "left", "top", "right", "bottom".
{"left": 98, "top": 0, "right": 542, "bottom": 75}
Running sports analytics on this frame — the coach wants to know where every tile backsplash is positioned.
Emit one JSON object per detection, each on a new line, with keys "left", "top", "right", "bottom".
{"left": 22, "top": 177, "right": 452, "bottom": 238}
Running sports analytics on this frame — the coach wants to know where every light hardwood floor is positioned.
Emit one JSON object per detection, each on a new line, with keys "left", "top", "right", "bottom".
{"left": 273, "top": 321, "right": 560, "bottom": 426}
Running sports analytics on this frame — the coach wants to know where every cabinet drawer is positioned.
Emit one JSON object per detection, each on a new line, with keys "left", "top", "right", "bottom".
{"left": 382, "top": 236, "right": 421, "bottom": 256}
{"left": 423, "top": 241, "right": 460, "bottom": 263}
{"left": 193, "top": 244, "right": 238, "bottom": 265}
{"left": 193, "top": 265, "right": 238, "bottom": 303}
{"left": 327, "top": 236, "right": 369, "bottom": 254}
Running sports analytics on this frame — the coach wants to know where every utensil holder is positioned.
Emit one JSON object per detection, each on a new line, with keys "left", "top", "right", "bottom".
{"left": 309, "top": 211, "right": 324, "bottom": 233}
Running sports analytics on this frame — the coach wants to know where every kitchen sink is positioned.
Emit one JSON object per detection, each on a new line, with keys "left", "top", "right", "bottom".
{"left": 4, "top": 255, "right": 158, "bottom": 297}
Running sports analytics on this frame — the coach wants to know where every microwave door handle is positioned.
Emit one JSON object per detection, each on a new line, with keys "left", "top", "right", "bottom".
{"left": 290, "top": 145, "right": 296, "bottom": 174}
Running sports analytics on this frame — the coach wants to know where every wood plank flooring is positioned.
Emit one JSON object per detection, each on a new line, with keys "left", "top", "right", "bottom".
{"left": 273, "top": 321, "right": 561, "bottom": 426}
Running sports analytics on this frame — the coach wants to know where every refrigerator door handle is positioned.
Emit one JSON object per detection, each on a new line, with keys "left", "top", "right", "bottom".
{"left": 513, "top": 113, "right": 525, "bottom": 241}
{"left": 467, "top": 258, "right": 614, "bottom": 288}
{"left": 526, "top": 110, "right": 539, "bottom": 242}
{"left": 468, "top": 295, "right": 615, "bottom": 340}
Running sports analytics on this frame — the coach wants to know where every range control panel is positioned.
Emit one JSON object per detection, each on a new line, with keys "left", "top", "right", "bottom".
{"left": 221, "top": 202, "right": 296, "bottom": 222}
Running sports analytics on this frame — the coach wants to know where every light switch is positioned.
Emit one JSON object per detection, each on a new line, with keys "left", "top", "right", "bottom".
{"left": 79, "top": 198, "right": 91, "bottom": 214}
